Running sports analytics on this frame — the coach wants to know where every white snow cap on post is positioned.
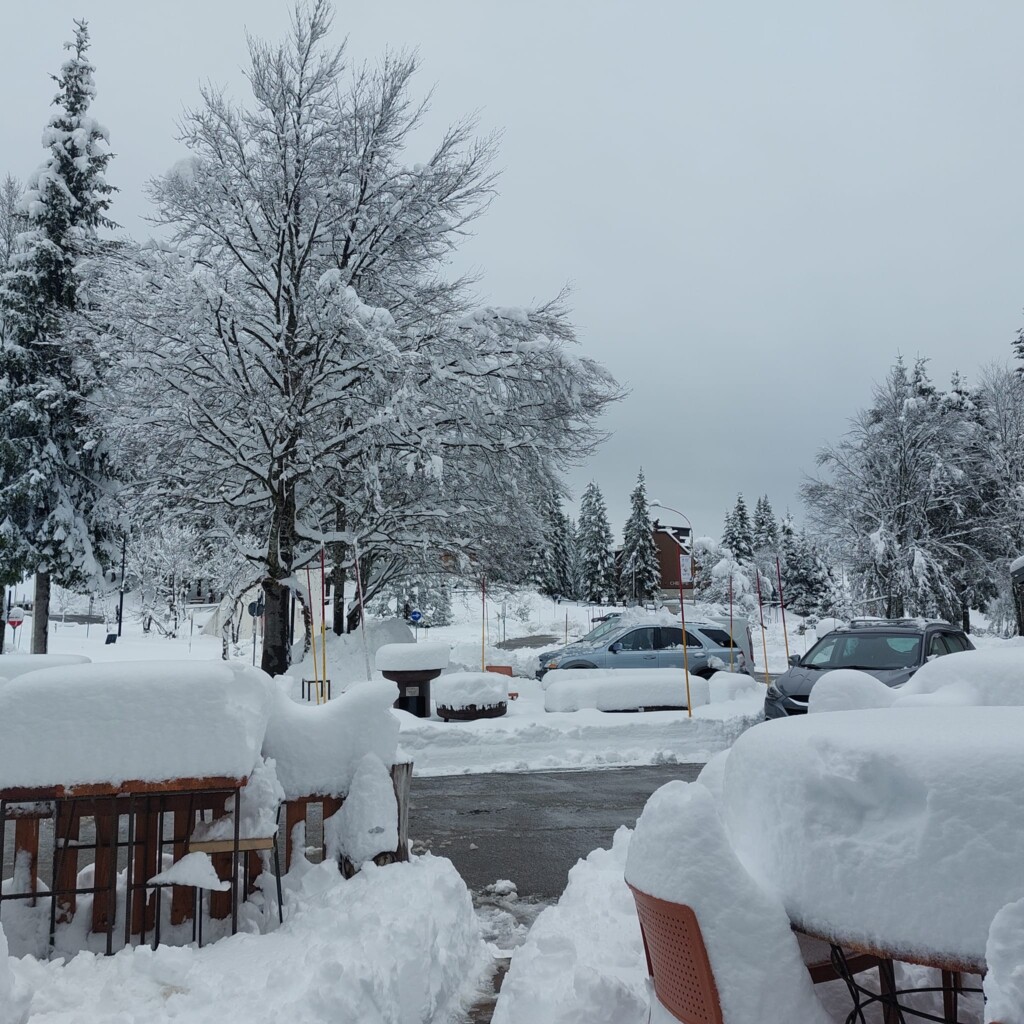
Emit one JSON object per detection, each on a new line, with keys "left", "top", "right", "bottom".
{"left": 625, "top": 781, "right": 831, "bottom": 1024}
{"left": 328, "top": 753, "right": 398, "bottom": 867}
{"left": 374, "top": 642, "right": 450, "bottom": 673}
{"left": 433, "top": 672, "right": 507, "bottom": 709}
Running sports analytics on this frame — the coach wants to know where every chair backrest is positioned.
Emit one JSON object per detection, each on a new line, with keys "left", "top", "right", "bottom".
{"left": 629, "top": 884, "right": 724, "bottom": 1024}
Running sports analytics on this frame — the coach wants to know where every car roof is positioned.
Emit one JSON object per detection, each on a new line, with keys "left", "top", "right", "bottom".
{"left": 826, "top": 618, "right": 961, "bottom": 635}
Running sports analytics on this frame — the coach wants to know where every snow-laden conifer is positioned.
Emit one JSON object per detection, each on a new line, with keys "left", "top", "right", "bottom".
{"left": 0, "top": 20, "right": 117, "bottom": 652}
{"left": 620, "top": 469, "right": 659, "bottom": 603}
{"left": 577, "top": 482, "right": 616, "bottom": 604}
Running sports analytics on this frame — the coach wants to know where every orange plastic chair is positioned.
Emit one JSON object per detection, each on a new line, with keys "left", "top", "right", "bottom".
{"left": 628, "top": 885, "right": 888, "bottom": 1024}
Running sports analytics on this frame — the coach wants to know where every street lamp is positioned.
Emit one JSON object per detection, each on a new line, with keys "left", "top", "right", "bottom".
{"left": 648, "top": 500, "right": 693, "bottom": 537}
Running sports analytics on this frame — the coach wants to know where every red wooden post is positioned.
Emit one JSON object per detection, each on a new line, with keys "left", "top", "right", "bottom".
{"left": 91, "top": 810, "right": 116, "bottom": 934}
{"left": 284, "top": 799, "right": 307, "bottom": 872}
{"left": 13, "top": 818, "right": 39, "bottom": 906}
{"left": 170, "top": 796, "right": 194, "bottom": 926}
{"left": 54, "top": 804, "right": 79, "bottom": 924}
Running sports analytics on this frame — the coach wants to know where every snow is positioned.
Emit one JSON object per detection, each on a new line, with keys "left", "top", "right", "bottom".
{"left": 1010, "top": 553, "right": 1024, "bottom": 576}
{"left": 544, "top": 669, "right": 710, "bottom": 712}
{"left": 262, "top": 679, "right": 400, "bottom": 799}
{"left": 984, "top": 897, "right": 1024, "bottom": 1024}
{"left": 432, "top": 671, "right": 508, "bottom": 709}
{"left": 0, "top": 924, "right": 31, "bottom": 1024}
{"left": 0, "top": 661, "right": 275, "bottom": 789}
{"left": 148, "top": 852, "right": 229, "bottom": 892}
{"left": 625, "top": 781, "right": 830, "bottom": 1024}
{"left": 723, "top": 707, "right": 1024, "bottom": 964}
{"left": 0, "top": 653, "right": 90, "bottom": 679}
{"left": 374, "top": 641, "right": 449, "bottom": 672}
{"left": 493, "top": 828, "right": 649, "bottom": 1024}
{"left": 706, "top": 670, "right": 759, "bottom": 703}
{"left": 8, "top": 856, "right": 491, "bottom": 1023}
{"left": 809, "top": 647, "right": 1024, "bottom": 712}
{"left": 328, "top": 754, "right": 399, "bottom": 867}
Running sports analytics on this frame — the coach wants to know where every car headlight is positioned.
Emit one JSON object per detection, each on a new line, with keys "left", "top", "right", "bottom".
{"left": 546, "top": 660, "right": 560, "bottom": 670}
{"left": 766, "top": 683, "right": 783, "bottom": 700}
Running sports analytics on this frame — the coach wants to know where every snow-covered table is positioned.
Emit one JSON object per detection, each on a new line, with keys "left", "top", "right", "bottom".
{"left": 722, "top": 708, "right": 1024, "bottom": 974}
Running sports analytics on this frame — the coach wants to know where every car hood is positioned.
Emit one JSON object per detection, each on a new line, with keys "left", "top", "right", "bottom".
{"left": 538, "top": 641, "right": 594, "bottom": 664}
{"left": 774, "top": 664, "right": 915, "bottom": 696}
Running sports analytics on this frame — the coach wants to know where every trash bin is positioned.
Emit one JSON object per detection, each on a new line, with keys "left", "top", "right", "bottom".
{"left": 375, "top": 642, "right": 451, "bottom": 719}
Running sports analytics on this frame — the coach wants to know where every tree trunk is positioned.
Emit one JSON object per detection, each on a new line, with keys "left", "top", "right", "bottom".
{"left": 31, "top": 570, "right": 50, "bottom": 654}
{"left": 261, "top": 482, "right": 297, "bottom": 676}
{"left": 331, "top": 557, "right": 347, "bottom": 636}
{"left": 346, "top": 597, "right": 362, "bottom": 633}
{"left": 960, "top": 599, "right": 971, "bottom": 635}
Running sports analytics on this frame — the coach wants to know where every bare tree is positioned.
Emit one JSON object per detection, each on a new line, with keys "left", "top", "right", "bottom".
{"left": 101, "top": 2, "right": 619, "bottom": 674}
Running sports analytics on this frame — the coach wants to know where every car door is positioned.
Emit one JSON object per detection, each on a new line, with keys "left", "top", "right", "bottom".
{"left": 610, "top": 627, "right": 659, "bottom": 668}
{"left": 656, "top": 627, "right": 707, "bottom": 670}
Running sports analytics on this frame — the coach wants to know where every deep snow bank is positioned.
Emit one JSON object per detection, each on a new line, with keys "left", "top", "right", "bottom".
{"left": 10, "top": 856, "right": 491, "bottom": 1024}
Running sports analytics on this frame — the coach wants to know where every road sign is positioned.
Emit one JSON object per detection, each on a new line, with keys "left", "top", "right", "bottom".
{"left": 7, "top": 618, "right": 22, "bottom": 629}
{"left": 678, "top": 553, "right": 693, "bottom": 584}
{"left": 247, "top": 598, "right": 265, "bottom": 618}
{"left": 409, "top": 609, "right": 423, "bottom": 623}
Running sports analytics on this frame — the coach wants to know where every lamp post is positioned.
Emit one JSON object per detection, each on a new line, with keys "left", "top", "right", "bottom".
{"left": 648, "top": 500, "right": 695, "bottom": 718}
{"left": 117, "top": 533, "right": 126, "bottom": 637}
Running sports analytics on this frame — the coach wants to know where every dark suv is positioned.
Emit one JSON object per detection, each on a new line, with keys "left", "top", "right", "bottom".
{"left": 764, "top": 619, "right": 975, "bottom": 719}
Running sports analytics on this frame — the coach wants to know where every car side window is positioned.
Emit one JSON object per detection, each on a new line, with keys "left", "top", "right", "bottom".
{"left": 942, "top": 633, "right": 969, "bottom": 653}
{"left": 657, "top": 628, "right": 704, "bottom": 649}
{"left": 928, "top": 634, "right": 950, "bottom": 658}
{"left": 617, "top": 628, "right": 656, "bottom": 651}
{"left": 699, "top": 627, "right": 739, "bottom": 648}
{"left": 807, "top": 638, "right": 837, "bottom": 667}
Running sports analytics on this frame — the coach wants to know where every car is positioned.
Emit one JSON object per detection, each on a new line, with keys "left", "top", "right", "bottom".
{"left": 537, "top": 614, "right": 753, "bottom": 680}
{"left": 763, "top": 618, "right": 976, "bottom": 719}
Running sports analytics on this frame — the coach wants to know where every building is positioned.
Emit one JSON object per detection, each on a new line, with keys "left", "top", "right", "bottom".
{"left": 652, "top": 520, "right": 694, "bottom": 597}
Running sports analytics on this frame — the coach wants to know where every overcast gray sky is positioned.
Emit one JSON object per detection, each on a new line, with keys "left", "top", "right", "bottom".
{"left": 4, "top": 1, "right": 1024, "bottom": 542}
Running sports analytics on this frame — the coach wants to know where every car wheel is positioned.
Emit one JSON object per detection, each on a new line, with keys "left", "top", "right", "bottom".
{"left": 562, "top": 662, "right": 597, "bottom": 670}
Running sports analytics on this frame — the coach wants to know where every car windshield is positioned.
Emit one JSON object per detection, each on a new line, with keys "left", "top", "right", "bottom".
{"left": 801, "top": 633, "right": 922, "bottom": 671}
{"left": 579, "top": 618, "right": 621, "bottom": 644}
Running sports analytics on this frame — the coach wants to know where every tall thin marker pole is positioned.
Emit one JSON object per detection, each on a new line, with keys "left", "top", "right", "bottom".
{"left": 305, "top": 567, "right": 320, "bottom": 703}
{"left": 776, "top": 556, "right": 790, "bottom": 664}
{"left": 755, "top": 569, "right": 770, "bottom": 686}
{"left": 320, "top": 544, "right": 328, "bottom": 699}
{"left": 352, "top": 541, "right": 371, "bottom": 681}
{"left": 678, "top": 551, "right": 692, "bottom": 718}
{"left": 728, "top": 575, "right": 734, "bottom": 672}
{"left": 481, "top": 576, "right": 487, "bottom": 671}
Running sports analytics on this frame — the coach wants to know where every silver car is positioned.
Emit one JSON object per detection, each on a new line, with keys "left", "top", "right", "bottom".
{"left": 764, "top": 619, "right": 975, "bottom": 719}
{"left": 538, "top": 617, "right": 752, "bottom": 679}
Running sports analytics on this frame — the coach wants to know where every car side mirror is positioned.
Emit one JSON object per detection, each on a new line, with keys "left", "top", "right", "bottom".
{"left": 609, "top": 642, "right": 622, "bottom": 654}
{"left": 788, "top": 654, "right": 801, "bottom": 667}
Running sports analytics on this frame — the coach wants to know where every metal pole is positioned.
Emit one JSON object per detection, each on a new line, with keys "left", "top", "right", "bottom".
{"left": 117, "top": 533, "right": 127, "bottom": 637}
{"left": 755, "top": 569, "right": 770, "bottom": 686}
{"left": 776, "top": 556, "right": 791, "bottom": 663}
{"left": 678, "top": 553, "right": 692, "bottom": 718}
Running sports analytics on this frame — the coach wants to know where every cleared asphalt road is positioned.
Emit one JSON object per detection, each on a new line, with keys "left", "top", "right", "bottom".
{"left": 409, "top": 763, "right": 704, "bottom": 900}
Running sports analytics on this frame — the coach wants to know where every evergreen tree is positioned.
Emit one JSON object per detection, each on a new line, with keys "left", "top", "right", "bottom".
{"left": 535, "top": 487, "right": 573, "bottom": 598}
{"left": 577, "top": 482, "right": 616, "bottom": 603}
{"left": 752, "top": 495, "right": 779, "bottom": 552}
{"left": 620, "top": 469, "right": 660, "bottom": 603}
{"left": 722, "top": 494, "right": 754, "bottom": 563}
{"left": 0, "top": 20, "right": 117, "bottom": 653}
{"left": 781, "top": 532, "right": 831, "bottom": 616}
{"left": 566, "top": 517, "right": 584, "bottom": 601}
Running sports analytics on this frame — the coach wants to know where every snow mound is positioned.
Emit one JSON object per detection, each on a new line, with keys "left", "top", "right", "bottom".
{"left": 984, "top": 897, "right": 1024, "bottom": 1024}
{"left": 706, "top": 671, "right": 758, "bottom": 703}
{"left": 0, "top": 923, "right": 30, "bottom": 1024}
{"left": 433, "top": 672, "right": 507, "bottom": 709}
{"left": 814, "top": 617, "right": 844, "bottom": 638}
{"left": 544, "top": 669, "right": 709, "bottom": 713}
{"left": 695, "top": 750, "right": 730, "bottom": 802}
{"left": 6, "top": 856, "right": 489, "bottom": 1023}
{"left": 808, "top": 669, "right": 895, "bottom": 713}
{"left": 328, "top": 753, "right": 398, "bottom": 867}
{"left": 149, "top": 852, "right": 229, "bottom": 891}
{"left": 625, "top": 781, "right": 830, "bottom": 1024}
{"left": 493, "top": 828, "right": 649, "bottom": 1024}
{"left": 375, "top": 641, "right": 449, "bottom": 673}
{"left": 897, "top": 647, "right": 1024, "bottom": 706}
{"left": 262, "top": 679, "right": 400, "bottom": 799}
{"left": 0, "top": 661, "right": 274, "bottom": 789}
{"left": 0, "top": 653, "right": 90, "bottom": 680}
{"left": 724, "top": 707, "right": 1024, "bottom": 964}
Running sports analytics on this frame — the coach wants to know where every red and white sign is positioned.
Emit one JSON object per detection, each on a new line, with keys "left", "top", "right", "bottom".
{"left": 678, "top": 553, "right": 693, "bottom": 584}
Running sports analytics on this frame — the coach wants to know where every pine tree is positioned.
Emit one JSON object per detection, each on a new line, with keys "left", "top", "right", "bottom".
{"left": 620, "top": 469, "right": 660, "bottom": 603}
{"left": 0, "top": 20, "right": 117, "bottom": 653}
{"left": 722, "top": 494, "right": 754, "bottom": 563}
{"left": 577, "top": 482, "right": 616, "bottom": 603}
{"left": 535, "top": 487, "right": 572, "bottom": 599}
{"left": 752, "top": 495, "right": 778, "bottom": 552}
